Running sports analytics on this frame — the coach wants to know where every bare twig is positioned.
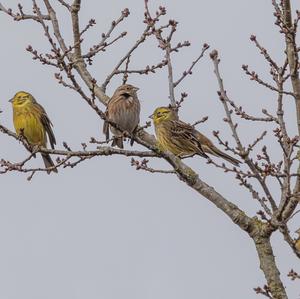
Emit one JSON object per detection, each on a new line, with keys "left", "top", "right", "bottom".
{"left": 210, "top": 49, "right": 278, "bottom": 213}
{"left": 174, "top": 43, "right": 210, "bottom": 87}
{"left": 131, "top": 158, "right": 175, "bottom": 174}
{"left": 0, "top": 2, "right": 50, "bottom": 21}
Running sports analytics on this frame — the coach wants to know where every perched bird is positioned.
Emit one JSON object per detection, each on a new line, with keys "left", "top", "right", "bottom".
{"left": 103, "top": 84, "right": 140, "bottom": 148}
{"left": 150, "top": 106, "right": 241, "bottom": 166}
{"left": 9, "top": 91, "right": 57, "bottom": 173}
{"left": 295, "top": 228, "right": 300, "bottom": 252}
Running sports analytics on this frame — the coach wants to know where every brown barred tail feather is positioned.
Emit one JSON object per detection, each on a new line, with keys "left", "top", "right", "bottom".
{"left": 112, "top": 137, "right": 124, "bottom": 149}
{"left": 42, "top": 153, "right": 58, "bottom": 174}
{"left": 103, "top": 120, "right": 109, "bottom": 141}
{"left": 210, "top": 147, "right": 241, "bottom": 166}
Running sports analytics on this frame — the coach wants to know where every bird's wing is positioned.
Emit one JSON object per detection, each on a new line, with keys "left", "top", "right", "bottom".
{"left": 36, "top": 103, "right": 56, "bottom": 149}
{"left": 169, "top": 120, "right": 208, "bottom": 157}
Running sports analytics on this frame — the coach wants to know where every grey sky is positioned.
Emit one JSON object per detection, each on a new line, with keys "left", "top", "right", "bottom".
{"left": 1, "top": 1, "right": 299, "bottom": 298}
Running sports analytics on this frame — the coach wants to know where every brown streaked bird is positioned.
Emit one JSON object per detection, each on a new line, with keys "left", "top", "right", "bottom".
{"left": 9, "top": 91, "right": 57, "bottom": 174}
{"left": 150, "top": 106, "right": 241, "bottom": 166}
{"left": 103, "top": 84, "right": 140, "bottom": 149}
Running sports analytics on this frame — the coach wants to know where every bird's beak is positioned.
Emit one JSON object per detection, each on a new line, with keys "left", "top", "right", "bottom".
{"left": 133, "top": 87, "right": 139, "bottom": 92}
{"left": 149, "top": 114, "right": 154, "bottom": 119}
{"left": 8, "top": 98, "right": 13, "bottom": 103}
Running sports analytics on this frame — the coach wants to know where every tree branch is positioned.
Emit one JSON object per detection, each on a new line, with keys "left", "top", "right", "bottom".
{"left": 210, "top": 50, "right": 278, "bottom": 213}
{"left": 280, "top": 0, "right": 300, "bottom": 221}
{"left": 0, "top": 2, "right": 50, "bottom": 21}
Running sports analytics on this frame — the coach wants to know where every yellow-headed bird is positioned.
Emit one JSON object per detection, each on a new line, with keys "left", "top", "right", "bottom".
{"left": 9, "top": 91, "right": 57, "bottom": 173}
{"left": 103, "top": 84, "right": 140, "bottom": 149}
{"left": 150, "top": 106, "right": 241, "bottom": 166}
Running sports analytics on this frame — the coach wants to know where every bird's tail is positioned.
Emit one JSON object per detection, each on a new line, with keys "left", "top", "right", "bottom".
{"left": 112, "top": 137, "right": 124, "bottom": 149}
{"left": 41, "top": 153, "right": 58, "bottom": 174}
{"left": 207, "top": 146, "right": 241, "bottom": 166}
{"left": 103, "top": 121, "right": 109, "bottom": 141}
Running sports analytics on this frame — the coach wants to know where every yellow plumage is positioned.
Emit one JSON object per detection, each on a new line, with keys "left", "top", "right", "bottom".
{"left": 10, "top": 91, "right": 57, "bottom": 173}
{"left": 13, "top": 106, "right": 45, "bottom": 145}
{"left": 150, "top": 106, "right": 241, "bottom": 166}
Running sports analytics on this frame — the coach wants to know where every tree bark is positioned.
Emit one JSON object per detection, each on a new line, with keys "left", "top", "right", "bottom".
{"left": 248, "top": 221, "right": 288, "bottom": 299}
{"left": 282, "top": 0, "right": 300, "bottom": 219}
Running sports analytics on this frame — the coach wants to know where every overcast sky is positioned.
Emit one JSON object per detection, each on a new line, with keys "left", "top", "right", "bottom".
{"left": 1, "top": 1, "right": 300, "bottom": 298}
